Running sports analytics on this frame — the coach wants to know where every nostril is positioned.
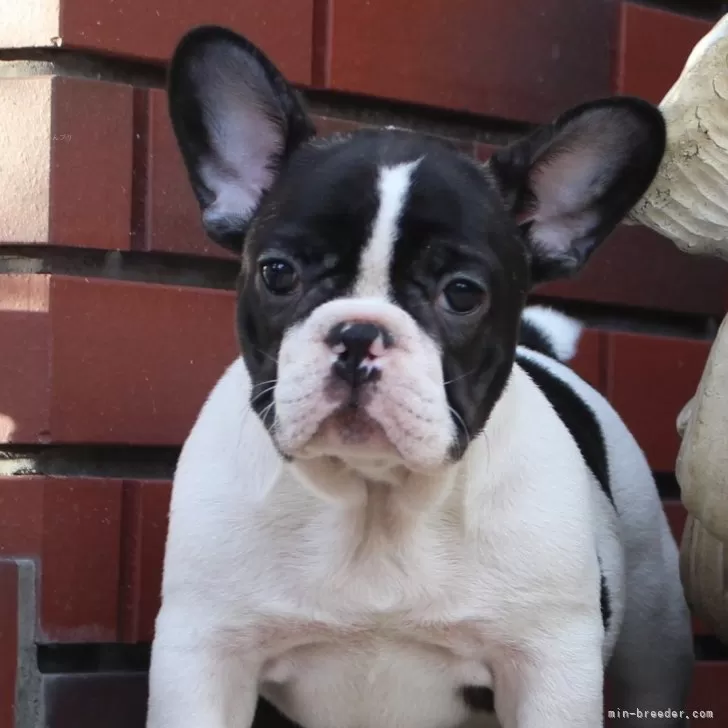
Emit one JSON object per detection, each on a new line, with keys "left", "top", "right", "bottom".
{"left": 368, "top": 332, "right": 387, "bottom": 358}
{"left": 326, "top": 321, "right": 392, "bottom": 388}
{"left": 343, "top": 323, "right": 381, "bottom": 362}
{"left": 332, "top": 357, "right": 380, "bottom": 391}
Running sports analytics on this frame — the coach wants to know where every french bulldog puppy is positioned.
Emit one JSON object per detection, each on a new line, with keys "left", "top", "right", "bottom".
{"left": 147, "top": 25, "right": 694, "bottom": 728}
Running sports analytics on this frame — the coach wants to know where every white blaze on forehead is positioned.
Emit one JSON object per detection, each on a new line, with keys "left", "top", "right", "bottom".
{"left": 353, "top": 159, "right": 422, "bottom": 299}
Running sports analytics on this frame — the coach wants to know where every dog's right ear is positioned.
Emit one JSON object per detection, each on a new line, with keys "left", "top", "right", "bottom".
{"left": 168, "top": 26, "right": 316, "bottom": 253}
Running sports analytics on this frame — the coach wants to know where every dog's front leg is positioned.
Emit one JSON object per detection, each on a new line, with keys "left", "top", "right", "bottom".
{"left": 146, "top": 610, "right": 261, "bottom": 728}
{"left": 495, "top": 617, "right": 604, "bottom": 728}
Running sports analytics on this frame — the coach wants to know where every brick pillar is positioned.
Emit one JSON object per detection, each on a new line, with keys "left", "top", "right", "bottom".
{"left": 1, "top": 2, "right": 727, "bottom": 727}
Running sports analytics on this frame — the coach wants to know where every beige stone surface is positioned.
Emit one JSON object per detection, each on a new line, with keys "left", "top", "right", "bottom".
{"left": 0, "top": 0, "right": 61, "bottom": 48}
{"left": 677, "top": 313, "right": 728, "bottom": 543}
{"left": 680, "top": 514, "right": 728, "bottom": 645}
{"left": 0, "top": 77, "right": 52, "bottom": 243}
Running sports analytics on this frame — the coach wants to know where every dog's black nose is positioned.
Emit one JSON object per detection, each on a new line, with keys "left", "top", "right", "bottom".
{"left": 326, "top": 322, "right": 392, "bottom": 388}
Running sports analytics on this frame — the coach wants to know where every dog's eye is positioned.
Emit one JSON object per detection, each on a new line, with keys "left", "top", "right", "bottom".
{"left": 439, "top": 279, "right": 488, "bottom": 315}
{"left": 260, "top": 260, "right": 299, "bottom": 295}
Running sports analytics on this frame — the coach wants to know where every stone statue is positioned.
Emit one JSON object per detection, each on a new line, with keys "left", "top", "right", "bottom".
{"left": 628, "top": 13, "right": 728, "bottom": 644}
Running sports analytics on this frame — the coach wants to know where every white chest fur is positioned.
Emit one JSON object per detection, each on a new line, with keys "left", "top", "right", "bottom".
{"left": 260, "top": 628, "right": 497, "bottom": 728}
{"left": 240, "top": 489, "right": 522, "bottom": 728}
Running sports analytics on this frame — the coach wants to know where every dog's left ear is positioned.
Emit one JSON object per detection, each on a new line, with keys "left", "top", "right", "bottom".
{"left": 167, "top": 26, "right": 316, "bottom": 253}
{"left": 489, "top": 98, "right": 666, "bottom": 284}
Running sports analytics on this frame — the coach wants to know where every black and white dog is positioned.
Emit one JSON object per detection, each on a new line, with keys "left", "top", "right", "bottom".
{"left": 148, "top": 26, "right": 694, "bottom": 728}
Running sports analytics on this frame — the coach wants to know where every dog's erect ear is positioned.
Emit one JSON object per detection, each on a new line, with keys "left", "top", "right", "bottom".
{"left": 168, "top": 26, "right": 316, "bottom": 253}
{"left": 489, "top": 98, "right": 665, "bottom": 284}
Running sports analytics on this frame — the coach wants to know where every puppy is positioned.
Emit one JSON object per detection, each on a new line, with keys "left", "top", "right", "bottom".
{"left": 147, "top": 25, "right": 694, "bottom": 728}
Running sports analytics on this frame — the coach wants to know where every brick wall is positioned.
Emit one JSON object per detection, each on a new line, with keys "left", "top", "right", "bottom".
{"left": 1, "top": 1, "right": 728, "bottom": 726}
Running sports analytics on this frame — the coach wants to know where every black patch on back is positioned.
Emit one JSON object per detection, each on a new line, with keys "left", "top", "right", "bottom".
{"left": 518, "top": 318, "right": 559, "bottom": 360}
{"left": 461, "top": 685, "right": 495, "bottom": 712}
{"left": 516, "top": 353, "right": 614, "bottom": 633}
{"left": 600, "top": 566, "right": 611, "bottom": 633}
{"left": 515, "top": 354, "right": 612, "bottom": 506}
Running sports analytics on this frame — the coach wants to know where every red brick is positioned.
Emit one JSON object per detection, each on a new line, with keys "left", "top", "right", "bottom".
{"left": 0, "top": 477, "right": 125, "bottom": 643}
{"left": 606, "top": 661, "right": 728, "bottom": 728}
{"left": 616, "top": 3, "right": 713, "bottom": 103}
{"left": 0, "top": 276, "right": 51, "bottom": 443}
{"left": 0, "top": 77, "right": 132, "bottom": 250}
{"left": 141, "top": 90, "right": 231, "bottom": 259}
{"left": 688, "top": 661, "right": 728, "bottom": 719}
{"left": 3, "top": 1, "right": 313, "bottom": 84}
{"left": 0, "top": 561, "right": 18, "bottom": 728}
{"left": 43, "top": 673, "right": 148, "bottom": 728}
{"left": 540, "top": 225, "right": 728, "bottom": 317}
{"left": 571, "top": 329, "right": 605, "bottom": 393}
{"left": 0, "top": 275, "right": 237, "bottom": 445}
{"left": 692, "top": 617, "right": 713, "bottom": 638}
{"left": 324, "top": 0, "right": 616, "bottom": 123}
{"left": 120, "top": 480, "right": 171, "bottom": 643}
{"left": 606, "top": 333, "right": 710, "bottom": 472}
{"left": 312, "top": 117, "right": 477, "bottom": 155}
{"left": 50, "top": 77, "right": 133, "bottom": 250}
{"left": 606, "top": 662, "right": 728, "bottom": 719}
{"left": 39, "top": 478, "right": 124, "bottom": 642}
{"left": 0, "top": 478, "right": 43, "bottom": 558}
{"left": 50, "top": 277, "right": 237, "bottom": 443}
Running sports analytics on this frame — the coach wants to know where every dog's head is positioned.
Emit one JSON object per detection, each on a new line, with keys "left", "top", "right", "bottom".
{"left": 168, "top": 26, "right": 665, "bottom": 477}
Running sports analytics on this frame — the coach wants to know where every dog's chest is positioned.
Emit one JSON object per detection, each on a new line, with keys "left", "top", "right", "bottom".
{"left": 259, "top": 620, "right": 498, "bottom": 728}
{"left": 250, "top": 489, "right": 515, "bottom": 625}
{"left": 249, "top": 504, "right": 510, "bottom": 728}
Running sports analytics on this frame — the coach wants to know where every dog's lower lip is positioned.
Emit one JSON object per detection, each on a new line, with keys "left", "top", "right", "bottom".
{"left": 315, "top": 405, "right": 391, "bottom": 449}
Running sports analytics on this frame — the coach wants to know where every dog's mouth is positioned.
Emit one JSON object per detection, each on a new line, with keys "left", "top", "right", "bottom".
{"left": 314, "top": 404, "right": 394, "bottom": 452}
{"left": 271, "top": 348, "right": 453, "bottom": 471}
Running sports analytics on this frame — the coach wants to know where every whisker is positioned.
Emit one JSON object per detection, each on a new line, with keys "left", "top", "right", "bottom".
{"left": 251, "top": 378, "right": 279, "bottom": 392}
{"left": 259, "top": 400, "right": 277, "bottom": 429}
{"left": 255, "top": 348, "right": 279, "bottom": 366}
{"left": 482, "top": 428, "right": 492, "bottom": 464}
{"left": 449, "top": 405, "right": 471, "bottom": 444}
{"left": 251, "top": 384, "right": 277, "bottom": 404}
{"left": 444, "top": 368, "right": 477, "bottom": 387}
